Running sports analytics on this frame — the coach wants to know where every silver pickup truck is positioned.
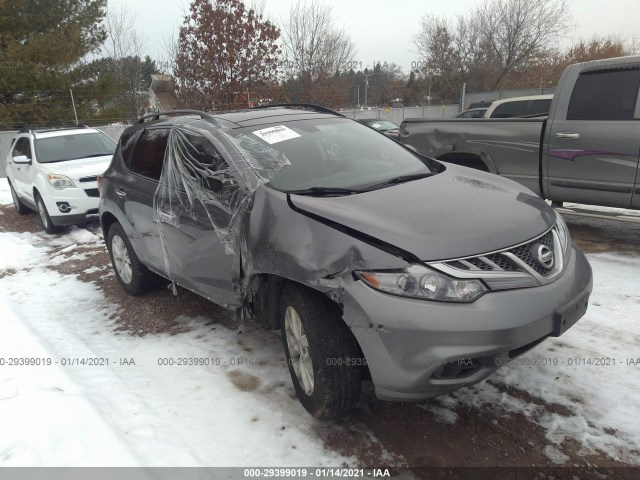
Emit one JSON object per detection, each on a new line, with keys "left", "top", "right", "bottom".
{"left": 399, "top": 56, "right": 640, "bottom": 210}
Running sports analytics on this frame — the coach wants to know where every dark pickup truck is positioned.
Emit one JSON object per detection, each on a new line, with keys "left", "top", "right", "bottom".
{"left": 399, "top": 56, "right": 640, "bottom": 210}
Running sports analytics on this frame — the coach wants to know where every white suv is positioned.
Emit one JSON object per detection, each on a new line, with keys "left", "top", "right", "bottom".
{"left": 5, "top": 126, "right": 116, "bottom": 233}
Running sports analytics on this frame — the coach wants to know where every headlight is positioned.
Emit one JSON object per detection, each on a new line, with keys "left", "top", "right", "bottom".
{"left": 355, "top": 265, "right": 488, "bottom": 303}
{"left": 555, "top": 212, "right": 570, "bottom": 253}
{"left": 47, "top": 174, "right": 76, "bottom": 190}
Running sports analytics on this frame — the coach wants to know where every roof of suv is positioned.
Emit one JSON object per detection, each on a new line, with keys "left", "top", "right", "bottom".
{"left": 16, "top": 125, "right": 103, "bottom": 140}
{"left": 130, "top": 106, "right": 344, "bottom": 132}
{"left": 33, "top": 128, "right": 102, "bottom": 139}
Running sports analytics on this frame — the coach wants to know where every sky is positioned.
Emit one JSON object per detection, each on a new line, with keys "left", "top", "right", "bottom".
{"left": 109, "top": 0, "right": 640, "bottom": 74}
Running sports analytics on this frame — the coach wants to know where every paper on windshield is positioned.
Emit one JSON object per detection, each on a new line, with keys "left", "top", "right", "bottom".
{"left": 252, "top": 125, "right": 300, "bottom": 144}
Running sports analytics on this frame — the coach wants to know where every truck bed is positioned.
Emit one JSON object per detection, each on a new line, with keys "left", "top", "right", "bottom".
{"left": 399, "top": 117, "right": 547, "bottom": 196}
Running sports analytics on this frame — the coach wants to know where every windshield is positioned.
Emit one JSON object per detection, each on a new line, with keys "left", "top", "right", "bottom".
{"left": 364, "top": 120, "right": 399, "bottom": 131}
{"left": 35, "top": 132, "right": 116, "bottom": 163}
{"left": 227, "top": 118, "right": 439, "bottom": 192}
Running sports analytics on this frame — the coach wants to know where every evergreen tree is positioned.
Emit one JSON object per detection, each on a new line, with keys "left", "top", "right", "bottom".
{"left": 0, "top": 0, "right": 107, "bottom": 128}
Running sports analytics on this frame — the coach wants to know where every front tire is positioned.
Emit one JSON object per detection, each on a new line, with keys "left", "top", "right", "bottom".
{"left": 280, "top": 284, "right": 362, "bottom": 419}
{"left": 10, "top": 182, "right": 31, "bottom": 215}
{"left": 107, "top": 222, "right": 158, "bottom": 295}
{"left": 35, "top": 193, "right": 64, "bottom": 234}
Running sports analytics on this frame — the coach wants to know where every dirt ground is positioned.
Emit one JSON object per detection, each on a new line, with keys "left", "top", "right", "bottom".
{"left": 2, "top": 204, "right": 639, "bottom": 478}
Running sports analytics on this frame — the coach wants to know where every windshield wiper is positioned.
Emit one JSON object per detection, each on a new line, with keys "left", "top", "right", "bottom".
{"left": 287, "top": 186, "right": 364, "bottom": 196}
{"left": 362, "top": 171, "right": 434, "bottom": 189}
{"left": 45, "top": 153, "right": 114, "bottom": 163}
{"left": 82, "top": 153, "right": 114, "bottom": 158}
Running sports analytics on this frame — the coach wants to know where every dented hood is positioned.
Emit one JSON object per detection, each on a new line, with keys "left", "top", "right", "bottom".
{"left": 288, "top": 164, "right": 556, "bottom": 261}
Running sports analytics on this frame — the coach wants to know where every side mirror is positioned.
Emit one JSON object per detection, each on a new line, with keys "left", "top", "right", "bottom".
{"left": 13, "top": 155, "right": 31, "bottom": 165}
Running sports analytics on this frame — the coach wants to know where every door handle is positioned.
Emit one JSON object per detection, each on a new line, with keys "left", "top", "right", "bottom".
{"left": 115, "top": 188, "right": 127, "bottom": 197}
{"left": 555, "top": 132, "right": 581, "bottom": 139}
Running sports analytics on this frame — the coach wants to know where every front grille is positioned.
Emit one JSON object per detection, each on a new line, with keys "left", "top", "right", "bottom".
{"left": 441, "top": 226, "right": 559, "bottom": 279}
{"left": 84, "top": 188, "right": 100, "bottom": 197}
{"left": 507, "top": 230, "right": 554, "bottom": 275}
{"left": 79, "top": 176, "right": 98, "bottom": 183}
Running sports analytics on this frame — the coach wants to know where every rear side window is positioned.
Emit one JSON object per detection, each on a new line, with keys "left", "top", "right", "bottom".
{"left": 567, "top": 69, "right": 640, "bottom": 120}
{"left": 118, "top": 130, "right": 139, "bottom": 166}
{"left": 12, "top": 138, "right": 32, "bottom": 159}
{"left": 490, "top": 101, "right": 528, "bottom": 118}
{"left": 529, "top": 99, "right": 552, "bottom": 116}
{"left": 129, "top": 128, "right": 169, "bottom": 180}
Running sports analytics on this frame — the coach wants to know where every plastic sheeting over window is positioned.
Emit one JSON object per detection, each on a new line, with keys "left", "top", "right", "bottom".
{"left": 153, "top": 118, "right": 289, "bottom": 309}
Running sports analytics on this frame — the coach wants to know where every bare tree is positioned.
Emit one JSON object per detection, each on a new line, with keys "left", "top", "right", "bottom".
{"left": 412, "top": 15, "right": 470, "bottom": 101}
{"left": 479, "top": 0, "right": 572, "bottom": 88}
{"left": 101, "top": 4, "right": 148, "bottom": 114}
{"left": 413, "top": 0, "right": 572, "bottom": 96}
{"left": 280, "top": 0, "right": 356, "bottom": 86}
{"left": 102, "top": 5, "right": 145, "bottom": 75}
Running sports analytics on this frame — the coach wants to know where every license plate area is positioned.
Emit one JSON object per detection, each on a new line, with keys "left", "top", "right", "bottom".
{"left": 552, "top": 289, "right": 590, "bottom": 337}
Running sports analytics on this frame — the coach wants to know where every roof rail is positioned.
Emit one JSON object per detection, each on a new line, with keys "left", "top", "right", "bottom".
{"left": 250, "top": 103, "right": 344, "bottom": 117}
{"left": 136, "top": 110, "right": 214, "bottom": 124}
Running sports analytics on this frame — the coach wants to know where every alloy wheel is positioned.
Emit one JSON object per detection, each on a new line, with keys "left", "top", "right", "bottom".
{"left": 37, "top": 200, "right": 48, "bottom": 228}
{"left": 111, "top": 235, "right": 133, "bottom": 284}
{"left": 284, "top": 306, "right": 314, "bottom": 396}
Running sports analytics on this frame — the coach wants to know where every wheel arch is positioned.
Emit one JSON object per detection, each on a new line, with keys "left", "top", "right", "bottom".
{"left": 248, "top": 273, "right": 371, "bottom": 379}
{"left": 100, "top": 211, "right": 119, "bottom": 239}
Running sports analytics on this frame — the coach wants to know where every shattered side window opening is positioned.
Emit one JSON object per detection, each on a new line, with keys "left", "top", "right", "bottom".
{"left": 130, "top": 128, "right": 170, "bottom": 181}
{"left": 153, "top": 118, "right": 290, "bottom": 310}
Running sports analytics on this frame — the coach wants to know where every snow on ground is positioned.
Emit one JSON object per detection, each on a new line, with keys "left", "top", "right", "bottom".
{"left": 0, "top": 229, "right": 356, "bottom": 467}
{"left": 430, "top": 253, "right": 640, "bottom": 464}
{"left": 0, "top": 178, "right": 639, "bottom": 466}
{"left": 0, "top": 178, "right": 11, "bottom": 205}
{"left": 0, "top": 300, "right": 142, "bottom": 466}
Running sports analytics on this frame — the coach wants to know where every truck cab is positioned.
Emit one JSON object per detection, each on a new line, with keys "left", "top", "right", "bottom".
{"left": 543, "top": 57, "right": 640, "bottom": 209}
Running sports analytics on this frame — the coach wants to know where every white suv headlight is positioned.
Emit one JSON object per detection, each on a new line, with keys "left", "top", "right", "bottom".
{"left": 355, "top": 265, "right": 488, "bottom": 303}
{"left": 47, "top": 174, "right": 76, "bottom": 190}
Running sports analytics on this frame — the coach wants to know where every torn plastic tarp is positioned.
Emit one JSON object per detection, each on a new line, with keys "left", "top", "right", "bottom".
{"left": 153, "top": 117, "right": 289, "bottom": 306}
{"left": 152, "top": 116, "right": 409, "bottom": 317}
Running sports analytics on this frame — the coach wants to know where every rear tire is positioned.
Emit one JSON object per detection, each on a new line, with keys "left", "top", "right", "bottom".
{"left": 10, "top": 182, "right": 31, "bottom": 215}
{"left": 35, "top": 193, "right": 64, "bottom": 234}
{"left": 107, "top": 222, "right": 158, "bottom": 295}
{"left": 279, "top": 284, "right": 362, "bottom": 419}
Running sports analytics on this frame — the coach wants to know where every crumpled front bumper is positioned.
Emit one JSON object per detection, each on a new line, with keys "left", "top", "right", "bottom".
{"left": 342, "top": 244, "right": 593, "bottom": 401}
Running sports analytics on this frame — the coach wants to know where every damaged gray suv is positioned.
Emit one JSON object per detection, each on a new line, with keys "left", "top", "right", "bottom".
{"left": 99, "top": 105, "right": 593, "bottom": 419}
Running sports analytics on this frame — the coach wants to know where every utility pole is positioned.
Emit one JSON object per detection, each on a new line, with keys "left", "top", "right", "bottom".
{"left": 69, "top": 89, "right": 79, "bottom": 125}
{"left": 460, "top": 82, "right": 466, "bottom": 112}
{"left": 364, "top": 73, "right": 369, "bottom": 108}
{"left": 357, "top": 85, "right": 360, "bottom": 107}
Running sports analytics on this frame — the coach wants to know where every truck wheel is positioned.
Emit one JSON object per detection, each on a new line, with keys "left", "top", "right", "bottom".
{"left": 35, "top": 193, "right": 64, "bottom": 234}
{"left": 279, "top": 284, "right": 362, "bottom": 419}
{"left": 10, "top": 182, "right": 31, "bottom": 215}
{"left": 107, "top": 222, "right": 158, "bottom": 295}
